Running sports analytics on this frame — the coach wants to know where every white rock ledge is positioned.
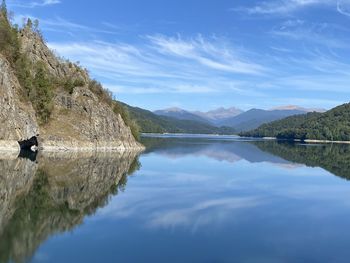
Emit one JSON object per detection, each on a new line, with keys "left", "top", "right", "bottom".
{"left": 39, "top": 140, "right": 145, "bottom": 152}
{"left": 0, "top": 141, "right": 20, "bottom": 153}
{"left": 0, "top": 140, "right": 145, "bottom": 153}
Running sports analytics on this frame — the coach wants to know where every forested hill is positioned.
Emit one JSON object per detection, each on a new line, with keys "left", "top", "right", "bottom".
{"left": 240, "top": 103, "right": 350, "bottom": 141}
{"left": 120, "top": 102, "right": 236, "bottom": 135}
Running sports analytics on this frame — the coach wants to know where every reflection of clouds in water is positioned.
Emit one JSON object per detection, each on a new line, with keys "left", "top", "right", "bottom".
{"left": 95, "top": 158, "right": 346, "bottom": 232}
{"left": 148, "top": 197, "right": 262, "bottom": 230}
{"left": 158, "top": 148, "right": 242, "bottom": 163}
{"left": 271, "top": 162, "right": 305, "bottom": 170}
{"left": 94, "top": 140, "right": 350, "bottom": 237}
{"left": 140, "top": 170, "right": 213, "bottom": 183}
{"left": 95, "top": 167, "right": 266, "bottom": 231}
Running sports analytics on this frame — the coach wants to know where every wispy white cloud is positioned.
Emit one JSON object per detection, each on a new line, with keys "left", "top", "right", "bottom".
{"left": 270, "top": 20, "right": 349, "bottom": 49}
{"left": 11, "top": 8, "right": 348, "bottom": 108}
{"left": 105, "top": 84, "right": 217, "bottom": 94}
{"left": 337, "top": 0, "right": 350, "bottom": 16}
{"left": 8, "top": 0, "right": 61, "bottom": 8}
{"left": 48, "top": 35, "right": 267, "bottom": 95}
{"left": 148, "top": 35, "right": 265, "bottom": 75}
{"left": 47, "top": 34, "right": 350, "bottom": 107}
{"left": 230, "top": 0, "right": 350, "bottom": 16}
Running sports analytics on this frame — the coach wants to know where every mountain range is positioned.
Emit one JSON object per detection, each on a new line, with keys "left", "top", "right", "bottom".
{"left": 121, "top": 103, "right": 236, "bottom": 135}
{"left": 153, "top": 106, "right": 325, "bottom": 132}
{"left": 191, "top": 107, "right": 243, "bottom": 124}
{"left": 154, "top": 107, "right": 209, "bottom": 123}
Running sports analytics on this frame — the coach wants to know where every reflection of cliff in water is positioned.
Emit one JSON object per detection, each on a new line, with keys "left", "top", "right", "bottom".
{"left": 252, "top": 141, "right": 350, "bottom": 180}
{"left": 0, "top": 151, "right": 141, "bottom": 263}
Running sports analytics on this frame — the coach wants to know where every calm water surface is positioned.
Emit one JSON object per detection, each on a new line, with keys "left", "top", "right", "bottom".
{"left": 1, "top": 136, "right": 350, "bottom": 263}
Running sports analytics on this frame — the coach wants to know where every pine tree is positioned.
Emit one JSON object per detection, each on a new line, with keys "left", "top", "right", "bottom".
{"left": 1, "top": 0, "right": 7, "bottom": 18}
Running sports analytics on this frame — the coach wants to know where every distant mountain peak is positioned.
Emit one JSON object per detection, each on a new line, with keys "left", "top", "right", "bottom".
{"left": 154, "top": 106, "right": 244, "bottom": 126}
{"left": 154, "top": 107, "right": 210, "bottom": 123}
{"left": 160, "top": 107, "right": 186, "bottom": 112}
{"left": 270, "top": 105, "right": 326, "bottom": 112}
{"left": 192, "top": 107, "right": 244, "bottom": 122}
{"left": 206, "top": 106, "right": 242, "bottom": 114}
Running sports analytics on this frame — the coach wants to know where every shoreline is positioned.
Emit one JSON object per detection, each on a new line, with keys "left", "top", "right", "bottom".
{"left": 141, "top": 133, "right": 350, "bottom": 144}
{"left": 303, "top": 139, "right": 350, "bottom": 144}
{"left": 2, "top": 135, "right": 350, "bottom": 154}
{"left": 254, "top": 136, "right": 350, "bottom": 145}
{"left": 141, "top": 133, "right": 239, "bottom": 137}
{"left": 0, "top": 140, "right": 145, "bottom": 154}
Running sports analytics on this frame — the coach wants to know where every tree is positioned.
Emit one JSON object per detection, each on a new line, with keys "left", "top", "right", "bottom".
{"left": 32, "top": 63, "right": 54, "bottom": 123}
{"left": 26, "top": 18, "right": 32, "bottom": 29}
{"left": 0, "top": 1, "right": 20, "bottom": 65}
{"left": 1, "top": 0, "right": 7, "bottom": 18}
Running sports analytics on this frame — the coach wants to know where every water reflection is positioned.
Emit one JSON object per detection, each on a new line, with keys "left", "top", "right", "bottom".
{"left": 142, "top": 137, "right": 290, "bottom": 164}
{"left": 2, "top": 138, "right": 350, "bottom": 263}
{"left": 252, "top": 141, "right": 350, "bottom": 180}
{"left": 0, "top": 151, "right": 140, "bottom": 263}
{"left": 143, "top": 137, "right": 350, "bottom": 180}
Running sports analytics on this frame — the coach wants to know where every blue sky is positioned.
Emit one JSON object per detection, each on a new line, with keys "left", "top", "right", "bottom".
{"left": 7, "top": 0, "right": 350, "bottom": 111}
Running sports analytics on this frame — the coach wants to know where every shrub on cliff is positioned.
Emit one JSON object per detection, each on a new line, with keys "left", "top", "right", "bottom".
{"left": 0, "top": 2, "right": 54, "bottom": 123}
{"left": 0, "top": 0, "right": 20, "bottom": 65}
{"left": 113, "top": 101, "right": 140, "bottom": 141}
{"left": 88, "top": 80, "right": 113, "bottom": 105}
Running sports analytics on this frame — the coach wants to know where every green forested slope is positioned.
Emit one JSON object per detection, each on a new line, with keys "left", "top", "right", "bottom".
{"left": 241, "top": 103, "right": 350, "bottom": 141}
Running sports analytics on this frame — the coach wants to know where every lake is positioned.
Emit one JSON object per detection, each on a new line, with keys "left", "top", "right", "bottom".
{"left": 1, "top": 136, "right": 350, "bottom": 263}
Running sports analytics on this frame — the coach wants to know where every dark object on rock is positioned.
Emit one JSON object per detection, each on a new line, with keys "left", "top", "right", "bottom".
{"left": 18, "top": 136, "right": 38, "bottom": 150}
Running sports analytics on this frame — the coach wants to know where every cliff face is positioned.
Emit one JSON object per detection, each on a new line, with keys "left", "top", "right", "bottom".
{"left": 0, "top": 54, "right": 38, "bottom": 151}
{"left": 41, "top": 86, "right": 140, "bottom": 151}
{"left": 0, "top": 25, "right": 143, "bottom": 151}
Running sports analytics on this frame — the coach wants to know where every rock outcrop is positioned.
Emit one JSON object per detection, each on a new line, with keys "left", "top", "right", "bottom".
{"left": 0, "top": 54, "right": 39, "bottom": 151}
{"left": 0, "top": 24, "right": 143, "bottom": 152}
{"left": 40, "top": 86, "right": 141, "bottom": 151}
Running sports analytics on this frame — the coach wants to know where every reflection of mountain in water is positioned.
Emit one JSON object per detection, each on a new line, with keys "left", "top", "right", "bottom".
{"left": 143, "top": 137, "right": 350, "bottom": 179}
{"left": 142, "top": 137, "right": 290, "bottom": 165}
{"left": 0, "top": 151, "right": 140, "bottom": 263}
{"left": 252, "top": 141, "right": 350, "bottom": 180}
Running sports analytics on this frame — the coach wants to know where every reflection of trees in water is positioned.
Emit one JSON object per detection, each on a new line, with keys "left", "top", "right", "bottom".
{"left": 253, "top": 141, "right": 350, "bottom": 180}
{"left": 143, "top": 138, "right": 350, "bottom": 180}
{"left": 0, "top": 151, "right": 141, "bottom": 263}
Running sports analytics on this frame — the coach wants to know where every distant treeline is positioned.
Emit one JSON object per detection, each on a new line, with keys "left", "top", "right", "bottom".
{"left": 241, "top": 103, "right": 350, "bottom": 141}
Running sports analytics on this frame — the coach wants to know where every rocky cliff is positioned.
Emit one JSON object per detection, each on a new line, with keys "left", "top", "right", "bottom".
{"left": 0, "top": 14, "right": 143, "bottom": 152}
{"left": 0, "top": 54, "right": 39, "bottom": 151}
